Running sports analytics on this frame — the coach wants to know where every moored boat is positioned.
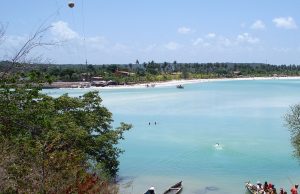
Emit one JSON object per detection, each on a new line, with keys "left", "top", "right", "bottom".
{"left": 144, "top": 186, "right": 155, "bottom": 194}
{"left": 176, "top": 85, "right": 184, "bottom": 89}
{"left": 163, "top": 181, "right": 182, "bottom": 194}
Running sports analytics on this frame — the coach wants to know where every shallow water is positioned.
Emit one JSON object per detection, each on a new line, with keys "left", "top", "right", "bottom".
{"left": 44, "top": 79, "right": 300, "bottom": 194}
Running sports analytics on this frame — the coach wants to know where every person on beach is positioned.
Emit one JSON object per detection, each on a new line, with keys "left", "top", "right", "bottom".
{"left": 291, "top": 184, "right": 298, "bottom": 194}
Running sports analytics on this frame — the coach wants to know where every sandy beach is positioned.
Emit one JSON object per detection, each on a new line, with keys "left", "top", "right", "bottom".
{"left": 90, "top": 76, "right": 300, "bottom": 90}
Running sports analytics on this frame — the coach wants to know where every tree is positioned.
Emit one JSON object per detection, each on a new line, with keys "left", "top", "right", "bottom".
{"left": 0, "top": 23, "right": 131, "bottom": 193}
{"left": 181, "top": 67, "right": 190, "bottom": 79}
{"left": 1, "top": 25, "right": 54, "bottom": 80}
{"left": 0, "top": 87, "right": 131, "bottom": 193}
{"left": 285, "top": 104, "right": 300, "bottom": 160}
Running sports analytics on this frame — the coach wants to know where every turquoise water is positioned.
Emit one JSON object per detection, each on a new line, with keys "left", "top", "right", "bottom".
{"left": 44, "top": 79, "right": 300, "bottom": 194}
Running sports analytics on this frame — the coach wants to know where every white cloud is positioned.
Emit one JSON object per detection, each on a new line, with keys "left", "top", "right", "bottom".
{"left": 273, "top": 17, "right": 297, "bottom": 29}
{"left": 193, "top": 38, "right": 203, "bottom": 46}
{"left": 202, "top": 42, "right": 211, "bottom": 47}
{"left": 218, "top": 37, "right": 232, "bottom": 47}
{"left": 177, "top": 27, "right": 192, "bottom": 34}
{"left": 85, "top": 36, "right": 109, "bottom": 50}
{"left": 112, "top": 43, "right": 130, "bottom": 52}
{"left": 164, "top": 41, "right": 180, "bottom": 50}
{"left": 193, "top": 32, "right": 259, "bottom": 48}
{"left": 272, "top": 47, "right": 291, "bottom": 53}
{"left": 206, "top": 33, "right": 216, "bottom": 38}
{"left": 237, "top": 33, "right": 260, "bottom": 44}
{"left": 142, "top": 44, "right": 157, "bottom": 52}
{"left": 251, "top": 20, "right": 266, "bottom": 30}
{"left": 4, "top": 35, "right": 26, "bottom": 48}
{"left": 51, "top": 21, "right": 78, "bottom": 40}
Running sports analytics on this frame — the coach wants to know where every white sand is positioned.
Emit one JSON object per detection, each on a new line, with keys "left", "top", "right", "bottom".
{"left": 93, "top": 76, "right": 300, "bottom": 90}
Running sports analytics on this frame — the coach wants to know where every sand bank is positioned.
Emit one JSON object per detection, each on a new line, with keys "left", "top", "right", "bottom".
{"left": 91, "top": 76, "right": 300, "bottom": 90}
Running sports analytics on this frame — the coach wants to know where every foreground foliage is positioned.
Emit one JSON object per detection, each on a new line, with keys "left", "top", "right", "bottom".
{"left": 285, "top": 104, "right": 300, "bottom": 161}
{"left": 0, "top": 83, "right": 131, "bottom": 193}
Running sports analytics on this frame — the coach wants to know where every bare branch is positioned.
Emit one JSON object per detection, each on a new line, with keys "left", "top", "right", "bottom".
{"left": 1, "top": 23, "right": 58, "bottom": 79}
{"left": 0, "top": 23, "right": 7, "bottom": 45}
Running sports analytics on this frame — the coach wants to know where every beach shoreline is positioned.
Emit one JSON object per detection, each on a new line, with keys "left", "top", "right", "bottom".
{"left": 46, "top": 76, "right": 300, "bottom": 90}
{"left": 87, "top": 76, "right": 300, "bottom": 90}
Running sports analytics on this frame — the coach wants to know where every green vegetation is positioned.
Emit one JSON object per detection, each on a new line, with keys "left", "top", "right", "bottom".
{"left": 1, "top": 61, "right": 300, "bottom": 86}
{"left": 0, "top": 25, "right": 131, "bottom": 193}
{"left": 285, "top": 105, "right": 300, "bottom": 161}
{"left": 0, "top": 76, "right": 131, "bottom": 193}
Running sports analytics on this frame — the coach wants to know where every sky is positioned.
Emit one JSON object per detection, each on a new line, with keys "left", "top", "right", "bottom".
{"left": 0, "top": 0, "right": 300, "bottom": 65}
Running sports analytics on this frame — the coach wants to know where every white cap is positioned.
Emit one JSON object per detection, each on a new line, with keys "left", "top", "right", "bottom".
{"left": 149, "top": 187, "right": 155, "bottom": 190}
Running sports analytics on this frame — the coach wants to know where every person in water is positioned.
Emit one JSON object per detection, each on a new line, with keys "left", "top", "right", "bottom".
{"left": 263, "top": 181, "right": 268, "bottom": 191}
{"left": 291, "top": 184, "right": 298, "bottom": 194}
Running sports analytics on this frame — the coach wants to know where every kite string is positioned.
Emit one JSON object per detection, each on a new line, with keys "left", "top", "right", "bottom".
{"left": 81, "top": 0, "right": 87, "bottom": 65}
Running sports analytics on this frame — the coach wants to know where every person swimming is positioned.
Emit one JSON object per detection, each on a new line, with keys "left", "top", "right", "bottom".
{"left": 214, "top": 143, "right": 223, "bottom": 150}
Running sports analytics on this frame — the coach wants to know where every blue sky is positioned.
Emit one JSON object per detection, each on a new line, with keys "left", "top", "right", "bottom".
{"left": 1, "top": 0, "right": 300, "bottom": 65}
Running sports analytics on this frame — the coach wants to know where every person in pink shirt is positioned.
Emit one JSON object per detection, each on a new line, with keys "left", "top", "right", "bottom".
{"left": 291, "top": 184, "right": 298, "bottom": 194}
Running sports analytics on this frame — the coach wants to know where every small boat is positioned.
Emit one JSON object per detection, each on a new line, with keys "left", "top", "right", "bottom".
{"left": 163, "top": 181, "right": 183, "bottom": 194}
{"left": 144, "top": 186, "right": 155, "bottom": 194}
{"left": 176, "top": 85, "right": 184, "bottom": 89}
{"left": 245, "top": 182, "right": 260, "bottom": 194}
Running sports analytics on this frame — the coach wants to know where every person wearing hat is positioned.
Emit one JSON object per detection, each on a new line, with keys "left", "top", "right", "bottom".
{"left": 291, "top": 184, "right": 298, "bottom": 194}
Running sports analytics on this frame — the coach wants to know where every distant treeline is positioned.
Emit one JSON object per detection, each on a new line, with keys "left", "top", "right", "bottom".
{"left": 1, "top": 61, "right": 300, "bottom": 83}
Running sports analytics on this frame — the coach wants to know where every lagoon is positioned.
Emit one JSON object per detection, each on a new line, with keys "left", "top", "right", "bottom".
{"left": 45, "top": 79, "right": 300, "bottom": 194}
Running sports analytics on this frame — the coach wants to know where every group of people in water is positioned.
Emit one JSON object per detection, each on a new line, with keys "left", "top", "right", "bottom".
{"left": 250, "top": 181, "right": 298, "bottom": 194}
{"left": 148, "top": 121, "right": 157, "bottom": 125}
{"left": 146, "top": 84, "right": 156, "bottom": 88}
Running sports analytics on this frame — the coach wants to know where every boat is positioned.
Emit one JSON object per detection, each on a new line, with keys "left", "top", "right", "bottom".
{"left": 176, "top": 85, "right": 184, "bottom": 89}
{"left": 245, "top": 182, "right": 260, "bottom": 194}
{"left": 144, "top": 186, "right": 155, "bottom": 194}
{"left": 163, "top": 181, "right": 183, "bottom": 194}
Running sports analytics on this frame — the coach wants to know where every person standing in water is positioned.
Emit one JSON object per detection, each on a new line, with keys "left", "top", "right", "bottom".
{"left": 291, "top": 184, "right": 298, "bottom": 194}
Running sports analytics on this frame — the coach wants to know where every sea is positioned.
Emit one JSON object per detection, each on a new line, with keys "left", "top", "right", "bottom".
{"left": 44, "top": 79, "right": 300, "bottom": 194}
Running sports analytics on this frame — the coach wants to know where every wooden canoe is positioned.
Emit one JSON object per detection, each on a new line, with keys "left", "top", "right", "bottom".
{"left": 163, "top": 181, "right": 182, "bottom": 194}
